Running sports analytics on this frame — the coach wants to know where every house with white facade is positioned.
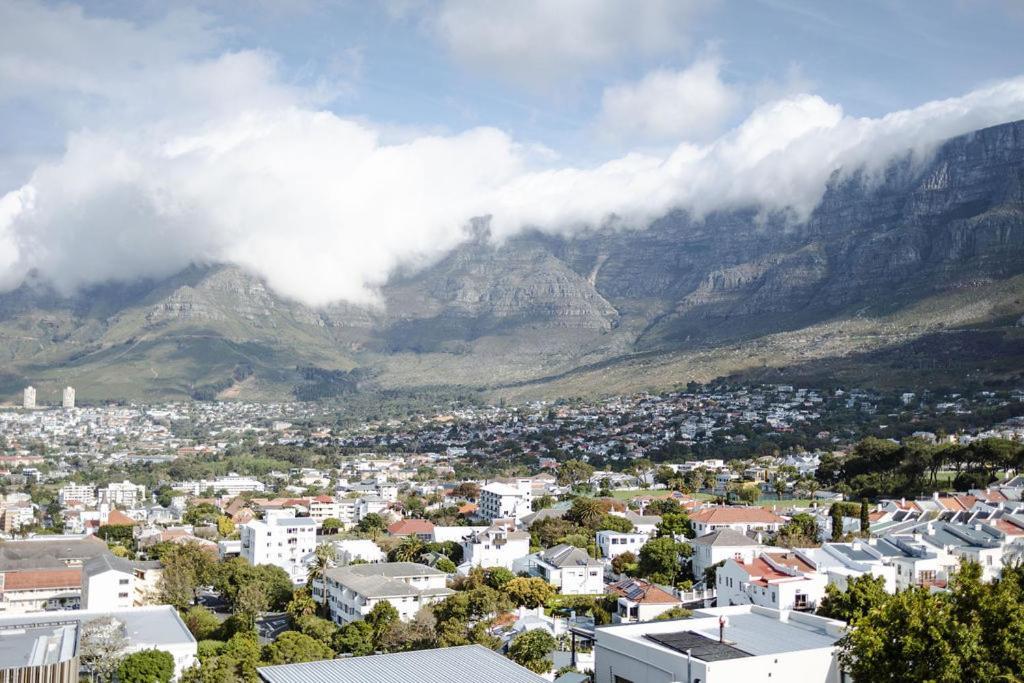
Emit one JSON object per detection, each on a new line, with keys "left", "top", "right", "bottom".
{"left": 529, "top": 544, "right": 604, "bottom": 595}
{"left": 80, "top": 555, "right": 163, "bottom": 610}
{"left": 329, "top": 539, "right": 386, "bottom": 565}
{"left": 608, "top": 577, "right": 683, "bottom": 623}
{"left": 716, "top": 552, "right": 827, "bottom": 612}
{"left": 460, "top": 520, "right": 531, "bottom": 570}
{"left": 690, "top": 528, "right": 764, "bottom": 581}
{"left": 596, "top": 530, "right": 648, "bottom": 559}
{"left": 316, "top": 562, "right": 453, "bottom": 624}
{"left": 594, "top": 605, "right": 846, "bottom": 683}
{"left": 689, "top": 506, "right": 786, "bottom": 537}
{"left": 58, "top": 483, "right": 96, "bottom": 506}
{"left": 98, "top": 480, "right": 146, "bottom": 508}
{"left": 478, "top": 482, "right": 532, "bottom": 522}
{"left": 240, "top": 510, "right": 317, "bottom": 584}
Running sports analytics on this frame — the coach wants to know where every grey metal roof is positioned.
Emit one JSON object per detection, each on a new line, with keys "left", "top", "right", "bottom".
{"left": 827, "top": 544, "right": 875, "bottom": 562}
{"left": 83, "top": 552, "right": 134, "bottom": 576}
{"left": 0, "top": 536, "right": 110, "bottom": 570}
{"left": 324, "top": 562, "right": 453, "bottom": 599}
{"left": 0, "top": 623, "right": 78, "bottom": 668}
{"left": 690, "top": 528, "right": 759, "bottom": 547}
{"left": 538, "top": 544, "right": 600, "bottom": 568}
{"left": 257, "top": 644, "right": 547, "bottom": 683}
{"left": 0, "top": 606, "right": 195, "bottom": 650}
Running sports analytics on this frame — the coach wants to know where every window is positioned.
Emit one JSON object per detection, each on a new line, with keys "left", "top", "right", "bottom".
{"left": 119, "top": 578, "right": 130, "bottom": 585}
{"left": 118, "top": 592, "right": 130, "bottom": 598}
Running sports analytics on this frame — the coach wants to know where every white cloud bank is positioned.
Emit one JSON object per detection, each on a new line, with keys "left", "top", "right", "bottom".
{"left": 1, "top": 1, "right": 1024, "bottom": 307}
{"left": 597, "top": 58, "right": 741, "bottom": 142}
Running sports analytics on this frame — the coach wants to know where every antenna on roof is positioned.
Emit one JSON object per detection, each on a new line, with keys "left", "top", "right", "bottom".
{"left": 719, "top": 615, "right": 729, "bottom": 643}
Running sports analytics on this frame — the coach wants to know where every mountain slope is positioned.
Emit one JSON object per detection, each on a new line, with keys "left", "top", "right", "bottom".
{"left": 2, "top": 120, "right": 1024, "bottom": 402}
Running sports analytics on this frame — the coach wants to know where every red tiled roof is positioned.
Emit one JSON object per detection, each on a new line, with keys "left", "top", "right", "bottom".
{"left": 936, "top": 495, "right": 977, "bottom": 511}
{"left": 690, "top": 506, "right": 785, "bottom": 524}
{"left": 105, "top": 510, "right": 136, "bottom": 526}
{"left": 995, "top": 519, "right": 1024, "bottom": 536}
{"left": 607, "top": 578, "right": 681, "bottom": 605}
{"left": 764, "top": 552, "right": 815, "bottom": 573}
{"left": 1, "top": 568, "right": 81, "bottom": 591}
{"left": 388, "top": 519, "right": 435, "bottom": 535}
{"left": 735, "top": 557, "right": 792, "bottom": 584}
{"left": 458, "top": 503, "right": 477, "bottom": 515}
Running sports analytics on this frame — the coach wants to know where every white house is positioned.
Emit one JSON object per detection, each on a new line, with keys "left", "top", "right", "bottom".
{"left": 529, "top": 545, "right": 604, "bottom": 595}
{"left": 316, "top": 562, "right": 453, "bottom": 624}
{"left": 689, "top": 506, "right": 786, "bottom": 537}
{"left": 608, "top": 577, "right": 684, "bottom": 623}
{"left": 98, "top": 481, "right": 146, "bottom": 508}
{"left": 80, "top": 555, "right": 135, "bottom": 610}
{"left": 240, "top": 510, "right": 317, "bottom": 584}
{"left": 329, "top": 539, "right": 386, "bottom": 565}
{"left": 596, "top": 530, "right": 648, "bottom": 559}
{"left": 460, "top": 521, "right": 531, "bottom": 570}
{"left": 594, "top": 605, "right": 846, "bottom": 683}
{"left": 690, "top": 528, "right": 763, "bottom": 581}
{"left": 716, "top": 552, "right": 827, "bottom": 612}
{"left": 478, "top": 482, "right": 532, "bottom": 522}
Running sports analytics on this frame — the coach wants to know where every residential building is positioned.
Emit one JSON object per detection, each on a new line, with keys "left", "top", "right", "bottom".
{"left": 596, "top": 530, "right": 648, "bottom": 559}
{"left": 0, "top": 500, "right": 35, "bottom": 532}
{"left": 608, "top": 577, "right": 683, "bottom": 623}
{"left": 0, "top": 536, "right": 111, "bottom": 613}
{"left": 80, "top": 555, "right": 163, "bottom": 610}
{"left": 460, "top": 520, "right": 531, "bottom": 570}
{"left": 328, "top": 539, "right": 386, "bottom": 565}
{"left": 173, "top": 474, "right": 266, "bottom": 497}
{"left": 387, "top": 518, "right": 435, "bottom": 541}
{"left": 258, "top": 644, "right": 546, "bottom": 683}
{"left": 478, "top": 482, "right": 532, "bottom": 522}
{"left": 529, "top": 545, "right": 604, "bottom": 595}
{"left": 316, "top": 562, "right": 453, "bottom": 624}
{"left": 0, "top": 606, "right": 197, "bottom": 680}
{"left": 62, "top": 386, "right": 75, "bottom": 409}
{"left": 716, "top": 552, "right": 827, "bottom": 612}
{"left": 689, "top": 506, "right": 786, "bottom": 536}
{"left": 690, "top": 528, "right": 763, "bottom": 581}
{"left": 58, "top": 484, "right": 96, "bottom": 507}
{"left": 593, "top": 605, "right": 846, "bottom": 683}
{"left": 97, "top": 480, "right": 146, "bottom": 508}
{"left": 22, "top": 386, "right": 35, "bottom": 409}
{"left": 240, "top": 510, "right": 317, "bottom": 584}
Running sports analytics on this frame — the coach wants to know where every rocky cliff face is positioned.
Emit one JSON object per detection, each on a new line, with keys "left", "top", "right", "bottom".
{"left": 2, "top": 120, "right": 1023, "bottom": 400}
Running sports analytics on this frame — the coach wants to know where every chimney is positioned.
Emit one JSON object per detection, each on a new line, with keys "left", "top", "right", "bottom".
{"left": 933, "top": 492, "right": 940, "bottom": 501}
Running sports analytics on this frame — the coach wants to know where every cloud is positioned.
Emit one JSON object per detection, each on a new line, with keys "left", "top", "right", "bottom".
{"left": 597, "top": 58, "right": 741, "bottom": 143}
{"left": 2, "top": 1, "right": 1024, "bottom": 309}
{"left": 429, "top": 0, "right": 709, "bottom": 89}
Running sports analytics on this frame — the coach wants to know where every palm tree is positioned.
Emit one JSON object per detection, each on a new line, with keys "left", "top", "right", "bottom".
{"left": 568, "top": 497, "right": 605, "bottom": 529}
{"left": 307, "top": 542, "right": 337, "bottom": 587}
{"left": 391, "top": 536, "right": 425, "bottom": 563}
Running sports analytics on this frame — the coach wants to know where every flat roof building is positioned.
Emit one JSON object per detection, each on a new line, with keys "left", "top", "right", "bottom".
{"left": 593, "top": 605, "right": 846, "bottom": 683}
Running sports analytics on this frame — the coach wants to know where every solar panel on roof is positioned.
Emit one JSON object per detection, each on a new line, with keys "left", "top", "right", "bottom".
{"left": 645, "top": 631, "right": 753, "bottom": 662}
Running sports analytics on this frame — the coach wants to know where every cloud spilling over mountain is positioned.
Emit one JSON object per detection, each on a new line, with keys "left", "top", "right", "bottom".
{"left": 1, "top": 2, "right": 1024, "bottom": 307}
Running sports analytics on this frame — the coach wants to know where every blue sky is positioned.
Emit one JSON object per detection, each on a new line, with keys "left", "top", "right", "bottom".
{"left": 1, "top": 0, "right": 1023, "bottom": 305}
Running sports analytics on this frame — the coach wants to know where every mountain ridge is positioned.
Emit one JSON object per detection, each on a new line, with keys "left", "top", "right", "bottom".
{"left": 2, "top": 119, "right": 1024, "bottom": 402}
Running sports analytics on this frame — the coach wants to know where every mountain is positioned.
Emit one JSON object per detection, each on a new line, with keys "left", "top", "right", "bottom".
{"left": 3, "top": 120, "right": 1024, "bottom": 402}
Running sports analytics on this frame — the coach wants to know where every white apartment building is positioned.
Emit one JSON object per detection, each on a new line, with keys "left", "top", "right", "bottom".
{"left": 329, "top": 539, "right": 386, "bottom": 565}
{"left": 22, "top": 386, "right": 35, "bottom": 409}
{"left": 98, "top": 480, "right": 146, "bottom": 508}
{"left": 316, "top": 562, "right": 453, "bottom": 624}
{"left": 596, "top": 530, "right": 648, "bottom": 559}
{"left": 240, "top": 510, "right": 317, "bottom": 584}
{"left": 174, "top": 474, "right": 266, "bottom": 497}
{"left": 460, "top": 521, "right": 531, "bottom": 570}
{"left": 529, "top": 544, "right": 604, "bottom": 595}
{"left": 62, "top": 386, "right": 75, "bottom": 409}
{"left": 594, "top": 605, "right": 846, "bottom": 683}
{"left": 309, "top": 497, "right": 357, "bottom": 525}
{"left": 58, "top": 483, "right": 96, "bottom": 506}
{"left": 81, "top": 555, "right": 163, "bottom": 610}
{"left": 689, "top": 506, "right": 786, "bottom": 536}
{"left": 478, "top": 482, "right": 532, "bottom": 522}
{"left": 357, "top": 496, "right": 389, "bottom": 521}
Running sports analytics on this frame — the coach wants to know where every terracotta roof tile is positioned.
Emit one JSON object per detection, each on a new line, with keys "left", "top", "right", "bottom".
{"left": 1, "top": 568, "right": 82, "bottom": 591}
{"left": 690, "top": 506, "right": 785, "bottom": 524}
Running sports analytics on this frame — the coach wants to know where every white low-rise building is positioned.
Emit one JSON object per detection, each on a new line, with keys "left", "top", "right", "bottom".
{"left": 240, "top": 510, "right": 317, "bottom": 584}
{"left": 460, "top": 520, "right": 531, "bottom": 570}
{"left": 316, "top": 562, "right": 453, "bottom": 624}
{"left": 716, "top": 552, "right": 827, "bottom": 612}
{"left": 329, "top": 539, "right": 386, "bottom": 565}
{"left": 690, "top": 528, "right": 764, "bottom": 581}
{"left": 529, "top": 544, "right": 604, "bottom": 595}
{"left": 594, "top": 605, "right": 846, "bottom": 683}
{"left": 596, "top": 530, "right": 648, "bottom": 559}
{"left": 98, "top": 480, "right": 146, "bottom": 508}
{"left": 608, "top": 577, "right": 684, "bottom": 623}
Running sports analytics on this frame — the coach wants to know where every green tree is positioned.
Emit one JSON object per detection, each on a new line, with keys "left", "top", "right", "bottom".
{"left": 611, "top": 551, "right": 638, "bottom": 576}
{"left": 656, "top": 512, "right": 693, "bottom": 539}
{"left": 775, "top": 513, "right": 820, "bottom": 547}
{"left": 557, "top": 459, "right": 595, "bottom": 488}
{"left": 321, "top": 517, "right": 342, "bottom": 535}
{"left": 597, "top": 514, "right": 635, "bottom": 534}
{"left": 389, "top": 536, "right": 425, "bottom": 563}
{"left": 306, "top": 542, "right": 336, "bottom": 587}
{"left": 357, "top": 513, "right": 387, "bottom": 536}
{"left": 507, "top": 630, "right": 556, "bottom": 674}
{"left": 654, "top": 606, "right": 694, "bottom": 621}
{"left": 483, "top": 567, "right": 515, "bottom": 590}
{"left": 829, "top": 503, "right": 844, "bottom": 541}
{"left": 286, "top": 588, "right": 318, "bottom": 619}
{"left": 565, "top": 497, "right": 608, "bottom": 529}
{"left": 158, "top": 541, "right": 216, "bottom": 609}
{"left": 817, "top": 574, "right": 888, "bottom": 624}
{"left": 216, "top": 516, "right": 236, "bottom": 538}
{"left": 117, "top": 649, "right": 175, "bottom": 683}
{"left": 292, "top": 614, "right": 340, "bottom": 644}
{"left": 859, "top": 498, "right": 870, "bottom": 533}
{"left": 263, "top": 631, "right": 334, "bottom": 665}
{"left": 182, "top": 606, "right": 222, "bottom": 641}
{"left": 233, "top": 582, "right": 269, "bottom": 631}
{"left": 436, "top": 557, "right": 457, "bottom": 573}
{"left": 637, "top": 537, "right": 691, "bottom": 585}
{"left": 366, "top": 601, "right": 400, "bottom": 649}
{"left": 184, "top": 503, "right": 222, "bottom": 526}
{"left": 506, "top": 577, "right": 556, "bottom": 608}
{"left": 334, "top": 620, "right": 375, "bottom": 656}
